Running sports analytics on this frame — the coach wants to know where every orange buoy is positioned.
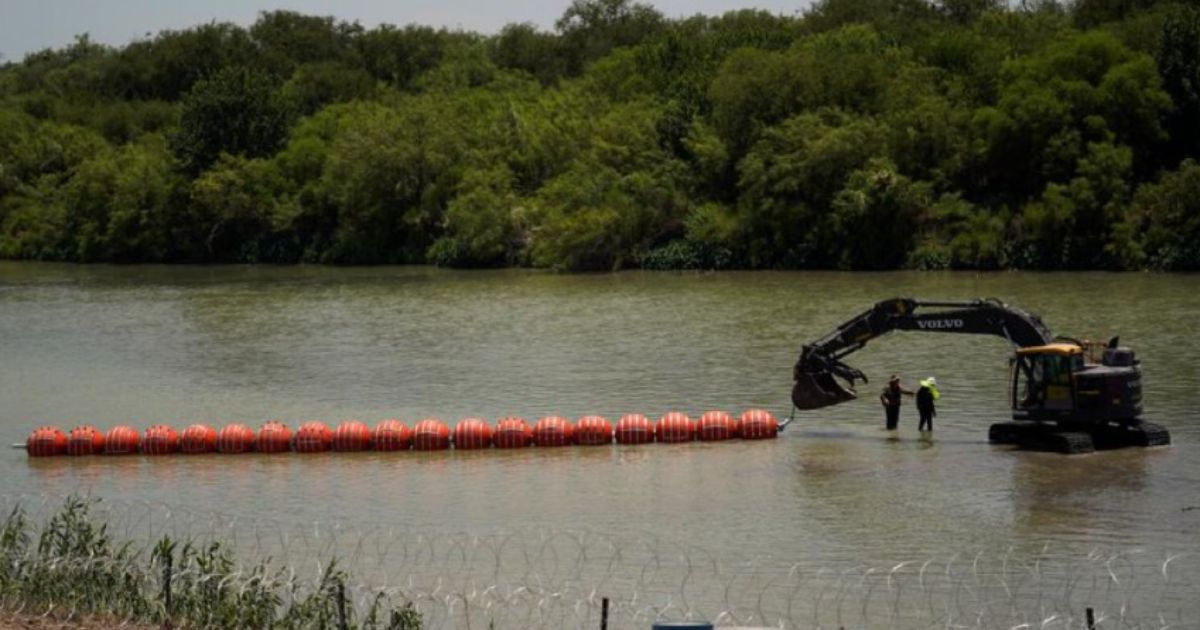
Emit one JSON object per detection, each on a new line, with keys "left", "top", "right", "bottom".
{"left": 179, "top": 424, "right": 217, "bottom": 454}
{"left": 615, "top": 414, "right": 653, "bottom": 444}
{"left": 454, "top": 418, "right": 492, "bottom": 450}
{"left": 697, "top": 410, "right": 737, "bottom": 441}
{"left": 104, "top": 425, "right": 141, "bottom": 455}
{"left": 533, "top": 415, "right": 573, "bottom": 447}
{"left": 66, "top": 425, "right": 105, "bottom": 456}
{"left": 739, "top": 409, "right": 779, "bottom": 439}
{"left": 374, "top": 419, "right": 412, "bottom": 451}
{"left": 256, "top": 421, "right": 292, "bottom": 454}
{"left": 656, "top": 412, "right": 695, "bottom": 443}
{"left": 333, "top": 420, "right": 372, "bottom": 452}
{"left": 574, "top": 415, "right": 612, "bottom": 446}
{"left": 494, "top": 416, "right": 532, "bottom": 449}
{"left": 216, "top": 424, "right": 255, "bottom": 454}
{"left": 295, "top": 421, "right": 332, "bottom": 453}
{"left": 142, "top": 425, "right": 180, "bottom": 455}
{"left": 413, "top": 419, "right": 450, "bottom": 451}
{"left": 26, "top": 426, "right": 67, "bottom": 457}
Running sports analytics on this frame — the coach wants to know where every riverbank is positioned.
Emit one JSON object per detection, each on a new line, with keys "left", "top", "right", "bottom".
{"left": 0, "top": 497, "right": 422, "bottom": 630}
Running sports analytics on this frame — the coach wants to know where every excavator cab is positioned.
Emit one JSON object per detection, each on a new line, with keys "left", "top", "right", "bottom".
{"left": 1011, "top": 344, "right": 1085, "bottom": 416}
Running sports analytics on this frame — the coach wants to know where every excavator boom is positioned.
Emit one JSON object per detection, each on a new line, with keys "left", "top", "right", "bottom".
{"left": 792, "top": 298, "right": 1054, "bottom": 410}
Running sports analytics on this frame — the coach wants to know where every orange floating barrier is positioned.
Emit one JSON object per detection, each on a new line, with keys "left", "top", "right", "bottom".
{"left": 216, "top": 424, "right": 255, "bottom": 454}
{"left": 656, "top": 412, "right": 695, "bottom": 443}
{"left": 615, "top": 414, "right": 653, "bottom": 444}
{"left": 494, "top": 416, "right": 532, "bottom": 449}
{"left": 257, "top": 421, "right": 292, "bottom": 454}
{"left": 454, "top": 418, "right": 492, "bottom": 450}
{"left": 295, "top": 421, "right": 332, "bottom": 453}
{"left": 142, "top": 425, "right": 180, "bottom": 455}
{"left": 179, "top": 424, "right": 217, "bottom": 454}
{"left": 333, "top": 420, "right": 372, "bottom": 452}
{"left": 413, "top": 419, "right": 450, "bottom": 451}
{"left": 533, "top": 415, "right": 573, "bottom": 447}
{"left": 27, "top": 426, "right": 67, "bottom": 457}
{"left": 24, "top": 407, "right": 782, "bottom": 459}
{"left": 374, "top": 419, "right": 412, "bottom": 451}
{"left": 697, "top": 410, "right": 737, "bottom": 441}
{"left": 104, "top": 425, "right": 140, "bottom": 455}
{"left": 739, "top": 409, "right": 779, "bottom": 439}
{"left": 574, "top": 415, "right": 612, "bottom": 445}
{"left": 66, "top": 425, "right": 105, "bottom": 456}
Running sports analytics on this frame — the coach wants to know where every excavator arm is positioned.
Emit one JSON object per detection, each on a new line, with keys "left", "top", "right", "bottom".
{"left": 792, "top": 298, "right": 1055, "bottom": 410}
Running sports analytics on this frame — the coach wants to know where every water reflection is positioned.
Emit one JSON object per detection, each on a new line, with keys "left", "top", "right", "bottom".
{"left": 1008, "top": 448, "right": 1153, "bottom": 546}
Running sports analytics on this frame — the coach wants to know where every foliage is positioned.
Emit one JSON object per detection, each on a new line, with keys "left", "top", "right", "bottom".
{"left": 1127, "top": 159, "right": 1200, "bottom": 270}
{"left": 1, "top": 1, "right": 1198, "bottom": 270}
{"left": 0, "top": 497, "right": 423, "bottom": 629}
{"left": 172, "top": 65, "right": 291, "bottom": 174}
{"left": 732, "top": 111, "right": 888, "bottom": 267}
{"left": 1156, "top": 4, "right": 1200, "bottom": 164}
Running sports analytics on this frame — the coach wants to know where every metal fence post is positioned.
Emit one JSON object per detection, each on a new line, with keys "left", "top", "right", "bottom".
{"left": 336, "top": 579, "right": 349, "bottom": 630}
{"left": 161, "top": 551, "right": 173, "bottom": 623}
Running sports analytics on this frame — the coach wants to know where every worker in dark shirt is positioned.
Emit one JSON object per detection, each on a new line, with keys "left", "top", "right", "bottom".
{"left": 879, "top": 375, "right": 913, "bottom": 431}
{"left": 916, "top": 376, "right": 940, "bottom": 432}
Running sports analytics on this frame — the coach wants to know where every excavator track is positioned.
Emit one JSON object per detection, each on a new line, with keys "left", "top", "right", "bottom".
{"left": 991, "top": 420, "right": 1171, "bottom": 453}
{"left": 987, "top": 422, "right": 1096, "bottom": 454}
{"left": 1091, "top": 421, "right": 1172, "bottom": 449}
{"left": 1131, "top": 421, "right": 1172, "bottom": 447}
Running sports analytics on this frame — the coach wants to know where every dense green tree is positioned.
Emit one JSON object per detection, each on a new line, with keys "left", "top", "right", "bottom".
{"left": 973, "top": 30, "right": 1169, "bottom": 202}
{"left": 1127, "top": 159, "right": 1200, "bottom": 269}
{"left": 189, "top": 154, "right": 290, "bottom": 261}
{"left": 0, "top": 2, "right": 1198, "bottom": 269}
{"left": 1016, "top": 141, "right": 1133, "bottom": 268}
{"left": 429, "top": 165, "right": 521, "bottom": 267}
{"left": 101, "top": 23, "right": 258, "bottom": 100}
{"left": 1156, "top": 5, "right": 1200, "bottom": 163}
{"left": 280, "top": 61, "right": 375, "bottom": 115}
{"left": 354, "top": 25, "right": 451, "bottom": 88}
{"left": 556, "top": 0, "right": 666, "bottom": 74}
{"left": 526, "top": 99, "right": 687, "bottom": 269}
{"left": 491, "top": 23, "right": 568, "bottom": 84}
{"left": 59, "top": 136, "right": 179, "bottom": 261}
{"left": 172, "top": 65, "right": 290, "bottom": 174}
{"left": 910, "top": 194, "right": 1009, "bottom": 269}
{"left": 829, "top": 158, "right": 929, "bottom": 269}
{"left": 1072, "top": 0, "right": 1164, "bottom": 28}
{"left": 249, "top": 11, "right": 358, "bottom": 76}
{"left": 733, "top": 111, "right": 888, "bottom": 267}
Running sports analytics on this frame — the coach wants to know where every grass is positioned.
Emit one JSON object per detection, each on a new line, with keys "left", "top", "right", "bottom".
{"left": 0, "top": 497, "right": 422, "bottom": 629}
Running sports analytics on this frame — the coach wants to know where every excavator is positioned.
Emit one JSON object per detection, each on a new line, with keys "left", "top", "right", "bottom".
{"left": 791, "top": 297, "right": 1170, "bottom": 454}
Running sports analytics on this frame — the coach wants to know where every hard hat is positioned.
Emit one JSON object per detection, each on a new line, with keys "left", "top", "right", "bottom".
{"left": 926, "top": 376, "right": 937, "bottom": 386}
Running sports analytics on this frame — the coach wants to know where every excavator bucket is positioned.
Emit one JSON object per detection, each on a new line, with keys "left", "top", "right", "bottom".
{"left": 791, "top": 371, "right": 858, "bottom": 410}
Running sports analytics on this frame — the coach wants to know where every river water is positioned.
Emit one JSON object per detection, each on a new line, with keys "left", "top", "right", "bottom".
{"left": 1, "top": 263, "right": 1197, "bottom": 628}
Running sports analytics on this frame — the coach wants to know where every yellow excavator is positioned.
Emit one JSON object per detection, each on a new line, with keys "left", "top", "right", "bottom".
{"left": 791, "top": 298, "right": 1170, "bottom": 454}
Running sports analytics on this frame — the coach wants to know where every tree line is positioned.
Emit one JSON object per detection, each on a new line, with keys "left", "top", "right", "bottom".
{"left": 2, "top": 0, "right": 1200, "bottom": 270}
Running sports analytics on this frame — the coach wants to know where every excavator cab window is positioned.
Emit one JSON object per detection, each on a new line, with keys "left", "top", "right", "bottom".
{"left": 1013, "top": 352, "right": 1077, "bottom": 412}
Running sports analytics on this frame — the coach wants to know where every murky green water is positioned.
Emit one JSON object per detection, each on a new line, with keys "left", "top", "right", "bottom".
{"left": 2, "top": 263, "right": 1197, "bottom": 626}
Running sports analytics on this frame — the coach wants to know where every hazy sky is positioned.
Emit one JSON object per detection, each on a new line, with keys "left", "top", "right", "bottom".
{"left": 0, "top": 0, "right": 814, "bottom": 62}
